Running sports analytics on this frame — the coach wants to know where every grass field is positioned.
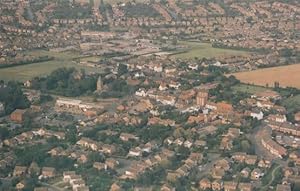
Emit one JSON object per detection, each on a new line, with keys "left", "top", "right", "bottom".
{"left": 232, "top": 84, "right": 269, "bottom": 94}
{"left": 0, "top": 50, "right": 103, "bottom": 82}
{"left": 232, "top": 64, "right": 300, "bottom": 89}
{"left": 171, "top": 41, "right": 250, "bottom": 59}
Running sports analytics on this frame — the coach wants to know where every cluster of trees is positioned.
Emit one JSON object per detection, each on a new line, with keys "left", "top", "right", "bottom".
{"left": 0, "top": 81, "right": 30, "bottom": 115}
{"left": 123, "top": 3, "right": 161, "bottom": 18}
{"left": 31, "top": 68, "right": 97, "bottom": 97}
{"left": 52, "top": 2, "right": 92, "bottom": 19}
{"left": 0, "top": 56, "right": 53, "bottom": 69}
{"left": 209, "top": 75, "right": 250, "bottom": 105}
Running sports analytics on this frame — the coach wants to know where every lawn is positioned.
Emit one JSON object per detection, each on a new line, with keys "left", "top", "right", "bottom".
{"left": 232, "top": 84, "right": 269, "bottom": 94}
{"left": 171, "top": 41, "right": 250, "bottom": 59}
{"left": 0, "top": 50, "right": 103, "bottom": 82}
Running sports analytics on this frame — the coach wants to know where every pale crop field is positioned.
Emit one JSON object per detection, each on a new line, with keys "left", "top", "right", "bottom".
{"left": 232, "top": 64, "right": 300, "bottom": 89}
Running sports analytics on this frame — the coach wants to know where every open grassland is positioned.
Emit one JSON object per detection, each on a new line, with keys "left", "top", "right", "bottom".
{"left": 232, "top": 64, "right": 300, "bottom": 89}
{"left": 0, "top": 50, "right": 103, "bottom": 82}
{"left": 171, "top": 41, "right": 250, "bottom": 59}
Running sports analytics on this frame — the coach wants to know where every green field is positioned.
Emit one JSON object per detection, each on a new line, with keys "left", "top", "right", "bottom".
{"left": 232, "top": 84, "right": 269, "bottom": 94}
{"left": 0, "top": 50, "right": 103, "bottom": 82}
{"left": 282, "top": 94, "right": 300, "bottom": 113}
{"left": 171, "top": 41, "right": 250, "bottom": 59}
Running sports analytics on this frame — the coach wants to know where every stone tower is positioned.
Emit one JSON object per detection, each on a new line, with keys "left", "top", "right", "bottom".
{"left": 196, "top": 90, "right": 208, "bottom": 107}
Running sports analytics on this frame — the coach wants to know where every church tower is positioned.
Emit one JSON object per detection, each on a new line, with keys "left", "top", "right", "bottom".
{"left": 196, "top": 90, "right": 208, "bottom": 107}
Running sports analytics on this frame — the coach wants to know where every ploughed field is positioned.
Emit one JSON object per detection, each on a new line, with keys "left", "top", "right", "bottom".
{"left": 231, "top": 64, "right": 300, "bottom": 89}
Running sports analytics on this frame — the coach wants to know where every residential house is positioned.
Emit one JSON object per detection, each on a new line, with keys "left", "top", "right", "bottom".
{"left": 251, "top": 168, "right": 264, "bottom": 180}
{"left": 13, "top": 166, "right": 27, "bottom": 176}
{"left": 0, "top": 102, "right": 4, "bottom": 115}
{"left": 238, "top": 182, "right": 253, "bottom": 191}
{"left": 10, "top": 109, "right": 27, "bottom": 123}
{"left": 93, "top": 162, "right": 107, "bottom": 171}
{"left": 199, "top": 178, "right": 211, "bottom": 190}
{"left": 241, "top": 167, "right": 251, "bottom": 178}
{"left": 211, "top": 180, "right": 223, "bottom": 191}
{"left": 211, "top": 168, "right": 225, "bottom": 179}
{"left": 258, "top": 159, "right": 272, "bottom": 168}
{"left": 63, "top": 171, "right": 76, "bottom": 182}
{"left": 223, "top": 181, "right": 238, "bottom": 191}
{"left": 34, "top": 187, "right": 49, "bottom": 191}
{"left": 276, "top": 184, "right": 291, "bottom": 191}
{"left": 41, "top": 167, "right": 56, "bottom": 178}
{"left": 161, "top": 184, "right": 175, "bottom": 191}
{"left": 245, "top": 155, "right": 258, "bottom": 165}
{"left": 250, "top": 109, "right": 264, "bottom": 120}
{"left": 120, "top": 133, "right": 139, "bottom": 142}
{"left": 128, "top": 147, "right": 142, "bottom": 157}
{"left": 28, "top": 161, "right": 40, "bottom": 176}
{"left": 16, "top": 181, "right": 26, "bottom": 190}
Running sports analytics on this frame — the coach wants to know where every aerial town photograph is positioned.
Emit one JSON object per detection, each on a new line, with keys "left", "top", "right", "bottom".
{"left": 0, "top": 0, "right": 299, "bottom": 190}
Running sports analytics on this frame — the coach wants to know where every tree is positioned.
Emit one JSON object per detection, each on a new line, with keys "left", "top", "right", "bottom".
{"left": 117, "top": 64, "right": 128, "bottom": 76}
{"left": 0, "top": 81, "right": 30, "bottom": 114}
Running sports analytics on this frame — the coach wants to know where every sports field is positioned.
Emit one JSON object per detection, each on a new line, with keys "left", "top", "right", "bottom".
{"left": 232, "top": 64, "right": 300, "bottom": 89}
{"left": 171, "top": 41, "right": 250, "bottom": 59}
{"left": 0, "top": 50, "right": 103, "bottom": 82}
